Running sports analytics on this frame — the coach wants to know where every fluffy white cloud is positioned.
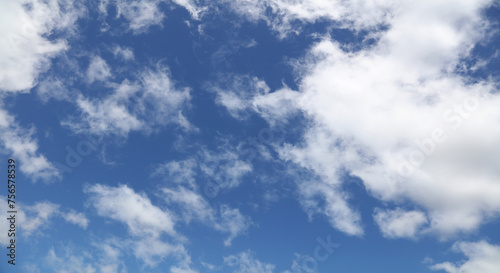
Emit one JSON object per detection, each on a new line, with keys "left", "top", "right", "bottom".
{"left": 0, "top": 107, "right": 61, "bottom": 182}
{"left": 62, "top": 210, "right": 90, "bottom": 229}
{"left": 374, "top": 208, "right": 428, "bottom": 239}
{"left": 116, "top": 0, "right": 165, "bottom": 32}
{"left": 431, "top": 241, "right": 500, "bottom": 273}
{"left": 224, "top": 250, "right": 275, "bottom": 273}
{"left": 63, "top": 64, "right": 192, "bottom": 137}
{"left": 87, "top": 56, "right": 112, "bottom": 83}
{"left": 295, "top": 175, "right": 363, "bottom": 236}
{"left": 232, "top": 0, "right": 500, "bottom": 238}
{"left": 85, "top": 184, "right": 197, "bottom": 271}
{"left": 100, "top": 0, "right": 202, "bottom": 33}
{"left": 217, "top": 0, "right": 403, "bottom": 37}
{"left": 0, "top": 0, "right": 84, "bottom": 183}
{"left": 85, "top": 184, "right": 177, "bottom": 237}
{"left": 20, "top": 201, "right": 61, "bottom": 237}
{"left": 0, "top": 0, "right": 85, "bottom": 92}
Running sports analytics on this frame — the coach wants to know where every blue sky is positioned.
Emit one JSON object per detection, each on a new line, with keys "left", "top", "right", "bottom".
{"left": 1, "top": 0, "right": 500, "bottom": 272}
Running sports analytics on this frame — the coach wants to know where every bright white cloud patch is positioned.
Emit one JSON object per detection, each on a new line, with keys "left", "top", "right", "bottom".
{"left": 85, "top": 184, "right": 197, "bottom": 271}
{"left": 0, "top": 0, "right": 84, "bottom": 92}
{"left": 374, "top": 208, "right": 428, "bottom": 239}
{"left": 0, "top": 0, "right": 83, "bottom": 183}
{"left": 85, "top": 184, "right": 177, "bottom": 237}
{"left": 63, "top": 64, "right": 192, "bottom": 137}
{"left": 431, "top": 241, "right": 500, "bottom": 273}
{"left": 247, "top": 0, "right": 500, "bottom": 237}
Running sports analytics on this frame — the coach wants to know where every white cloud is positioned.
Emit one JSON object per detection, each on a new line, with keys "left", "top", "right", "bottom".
{"left": 85, "top": 184, "right": 177, "bottom": 237}
{"left": 153, "top": 158, "right": 198, "bottom": 188}
{"left": 224, "top": 250, "right": 275, "bottom": 273}
{"left": 20, "top": 201, "right": 60, "bottom": 237}
{"left": 247, "top": 0, "right": 500, "bottom": 237}
{"left": 64, "top": 84, "right": 144, "bottom": 137}
{"left": 87, "top": 56, "right": 112, "bottom": 83}
{"left": 156, "top": 142, "right": 253, "bottom": 193}
{"left": 162, "top": 186, "right": 252, "bottom": 246}
{"left": 63, "top": 65, "right": 192, "bottom": 137}
{"left": 116, "top": 0, "right": 165, "bottom": 32}
{"left": 0, "top": 107, "right": 61, "bottom": 182}
{"left": 36, "top": 77, "right": 72, "bottom": 102}
{"left": 0, "top": 0, "right": 85, "bottom": 92}
{"left": 85, "top": 184, "right": 197, "bottom": 271}
{"left": 45, "top": 242, "right": 129, "bottom": 273}
{"left": 198, "top": 146, "right": 253, "bottom": 190}
{"left": 100, "top": 0, "right": 202, "bottom": 33}
{"left": 112, "top": 45, "right": 134, "bottom": 61}
{"left": 210, "top": 75, "right": 270, "bottom": 120}
{"left": 62, "top": 210, "right": 90, "bottom": 229}
{"left": 217, "top": 205, "right": 252, "bottom": 246}
{"left": 0, "top": 0, "right": 84, "bottom": 183}
{"left": 46, "top": 248, "right": 97, "bottom": 273}
{"left": 218, "top": 0, "right": 404, "bottom": 37}
{"left": 373, "top": 208, "right": 428, "bottom": 239}
{"left": 431, "top": 241, "right": 500, "bottom": 273}
{"left": 295, "top": 176, "right": 363, "bottom": 236}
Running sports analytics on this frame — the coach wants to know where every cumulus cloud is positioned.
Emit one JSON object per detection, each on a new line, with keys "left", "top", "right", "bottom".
{"left": 431, "top": 241, "right": 500, "bottom": 273}
{"left": 228, "top": 0, "right": 500, "bottom": 238}
{"left": 85, "top": 184, "right": 177, "bottom": 237}
{"left": 63, "top": 64, "right": 193, "bottom": 137}
{"left": 85, "top": 184, "right": 197, "bottom": 271}
{"left": 0, "top": 0, "right": 85, "bottom": 183}
{"left": 0, "top": 0, "right": 85, "bottom": 92}
{"left": 374, "top": 208, "right": 428, "bottom": 239}
{"left": 61, "top": 210, "right": 90, "bottom": 229}
{"left": 0, "top": 107, "right": 61, "bottom": 182}
{"left": 112, "top": 45, "right": 134, "bottom": 61}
